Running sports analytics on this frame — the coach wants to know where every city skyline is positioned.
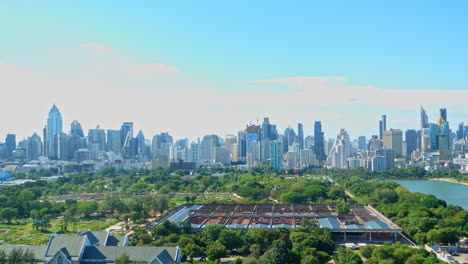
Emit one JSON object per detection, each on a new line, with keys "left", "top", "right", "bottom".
{"left": 0, "top": 104, "right": 465, "bottom": 143}
{"left": 1, "top": 1, "right": 468, "bottom": 140}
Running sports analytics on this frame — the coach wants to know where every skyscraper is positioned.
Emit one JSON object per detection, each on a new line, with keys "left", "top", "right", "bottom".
{"left": 358, "top": 136, "right": 367, "bottom": 150}
{"left": 106, "top": 130, "right": 121, "bottom": 154}
{"left": 70, "top": 120, "right": 84, "bottom": 137}
{"left": 26, "top": 133, "right": 42, "bottom": 161}
{"left": 120, "top": 122, "right": 133, "bottom": 154}
{"left": 5, "top": 134, "right": 16, "bottom": 158}
{"left": 379, "top": 115, "right": 386, "bottom": 139}
{"left": 297, "top": 123, "right": 304, "bottom": 150}
{"left": 457, "top": 122, "right": 464, "bottom": 140}
{"left": 46, "top": 104, "right": 63, "bottom": 159}
{"left": 270, "top": 140, "right": 283, "bottom": 170}
{"left": 421, "top": 106, "right": 429, "bottom": 129}
{"left": 237, "top": 131, "right": 247, "bottom": 161}
{"left": 440, "top": 108, "right": 447, "bottom": 122}
{"left": 383, "top": 129, "right": 403, "bottom": 156}
{"left": 88, "top": 126, "right": 106, "bottom": 151}
{"left": 405, "top": 130, "right": 417, "bottom": 156}
{"left": 314, "top": 121, "right": 325, "bottom": 161}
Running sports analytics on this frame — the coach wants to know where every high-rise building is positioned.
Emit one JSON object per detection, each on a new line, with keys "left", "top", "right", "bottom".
{"left": 26, "top": 133, "right": 42, "bottom": 161}
{"left": 200, "top": 135, "right": 220, "bottom": 164}
{"left": 225, "top": 135, "right": 237, "bottom": 152}
{"left": 70, "top": 120, "right": 84, "bottom": 137}
{"left": 383, "top": 129, "right": 403, "bottom": 156}
{"left": 358, "top": 136, "right": 367, "bottom": 150}
{"left": 136, "top": 130, "right": 145, "bottom": 155}
{"left": 376, "top": 148, "right": 395, "bottom": 169}
{"left": 314, "top": 121, "right": 325, "bottom": 161}
{"left": 213, "top": 147, "right": 230, "bottom": 165}
{"left": 421, "top": 106, "right": 429, "bottom": 129}
{"left": 261, "top": 117, "right": 277, "bottom": 141}
{"left": 237, "top": 131, "right": 247, "bottom": 161}
{"left": 379, "top": 115, "right": 387, "bottom": 139}
{"left": 457, "top": 122, "right": 465, "bottom": 140}
{"left": 88, "top": 126, "right": 106, "bottom": 151}
{"left": 283, "top": 127, "right": 296, "bottom": 151}
{"left": 304, "top": 136, "right": 314, "bottom": 149}
{"left": 106, "top": 130, "right": 121, "bottom": 154}
{"left": 46, "top": 105, "right": 63, "bottom": 159}
{"left": 297, "top": 123, "right": 304, "bottom": 150}
{"left": 440, "top": 108, "right": 447, "bottom": 122}
{"left": 57, "top": 132, "right": 69, "bottom": 160}
{"left": 270, "top": 140, "right": 283, "bottom": 170}
{"left": 120, "top": 122, "right": 133, "bottom": 152}
{"left": 327, "top": 129, "right": 352, "bottom": 168}
{"left": 67, "top": 134, "right": 84, "bottom": 160}
{"left": 405, "top": 130, "right": 418, "bottom": 156}
{"left": 5, "top": 134, "right": 16, "bottom": 158}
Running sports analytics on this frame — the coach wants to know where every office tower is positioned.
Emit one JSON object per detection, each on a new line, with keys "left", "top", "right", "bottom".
{"left": 379, "top": 115, "right": 387, "bottom": 139}
{"left": 237, "top": 131, "right": 247, "bottom": 161}
{"left": 405, "top": 130, "right": 418, "bottom": 156}
{"left": 245, "top": 124, "right": 261, "bottom": 151}
{"left": 136, "top": 130, "right": 145, "bottom": 155}
{"left": 421, "top": 106, "right": 429, "bottom": 129}
{"left": 106, "top": 130, "right": 121, "bottom": 154}
{"left": 88, "top": 126, "right": 106, "bottom": 152}
{"left": 26, "top": 133, "right": 42, "bottom": 161}
{"left": 200, "top": 135, "right": 220, "bottom": 164}
{"left": 358, "top": 136, "right": 366, "bottom": 150}
{"left": 440, "top": 108, "right": 447, "bottom": 122}
{"left": 152, "top": 133, "right": 173, "bottom": 152}
{"left": 428, "top": 123, "right": 440, "bottom": 150}
{"left": 57, "top": 132, "right": 69, "bottom": 160}
{"left": 212, "top": 147, "right": 230, "bottom": 165}
{"left": 260, "top": 139, "right": 271, "bottom": 160}
{"left": 283, "top": 127, "right": 296, "bottom": 150}
{"left": 297, "top": 123, "right": 304, "bottom": 149}
{"left": 5, "top": 134, "right": 16, "bottom": 158}
{"left": 314, "top": 121, "right": 325, "bottom": 161}
{"left": 304, "top": 136, "right": 314, "bottom": 149}
{"left": 299, "top": 149, "right": 317, "bottom": 168}
{"left": 250, "top": 141, "right": 261, "bottom": 162}
{"left": 46, "top": 104, "right": 63, "bottom": 159}
{"left": 376, "top": 148, "right": 395, "bottom": 169}
{"left": 270, "top": 140, "right": 283, "bottom": 170}
{"left": 457, "top": 122, "right": 464, "bottom": 140}
{"left": 327, "top": 129, "right": 352, "bottom": 168}
{"left": 371, "top": 156, "right": 386, "bottom": 171}
{"left": 128, "top": 138, "right": 139, "bottom": 157}
{"left": 225, "top": 135, "right": 237, "bottom": 152}
{"left": 174, "top": 138, "right": 189, "bottom": 149}
{"left": 120, "top": 122, "right": 133, "bottom": 152}
{"left": 383, "top": 129, "right": 403, "bottom": 156}
{"left": 231, "top": 143, "right": 239, "bottom": 162}
{"left": 260, "top": 117, "right": 277, "bottom": 141}
{"left": 183, "top": 142, "right": 200, "bottom": 165}
{"left": 70, "top": 120, "right": 84, "bottom": 137}
{"left": 67, "top": 134, "right": 84, "bottom": 160}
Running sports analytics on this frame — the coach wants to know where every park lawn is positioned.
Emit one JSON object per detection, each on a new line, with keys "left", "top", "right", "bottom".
{"left": 0, "top": 218, "right": 118, "bottom": 245}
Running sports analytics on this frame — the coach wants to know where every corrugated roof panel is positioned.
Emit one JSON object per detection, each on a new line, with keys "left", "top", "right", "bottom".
{"left": 317, "top": 217, "right": 342, "bottom": 230}
{"left": 345, "top": 224, "right": 367, "bottom": 230}
{"left": 365, "top": 221, "right": 390, "bottom": 230}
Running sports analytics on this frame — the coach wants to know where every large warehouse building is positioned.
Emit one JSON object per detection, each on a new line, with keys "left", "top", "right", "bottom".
{"left": 153, "top": 204, "right": 402, "bottom": 243}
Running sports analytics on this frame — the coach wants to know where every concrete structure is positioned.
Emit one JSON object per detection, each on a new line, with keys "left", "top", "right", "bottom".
{"left": 383, "top": 129, "right": 403, "bottom": 156}
{"left": 156, "top": 204, "right": 401, "bottom": 243}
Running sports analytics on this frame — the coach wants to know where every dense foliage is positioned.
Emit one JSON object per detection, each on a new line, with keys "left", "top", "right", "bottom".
{"left": 328, "top": 168, "right": 468, "bottom": 245}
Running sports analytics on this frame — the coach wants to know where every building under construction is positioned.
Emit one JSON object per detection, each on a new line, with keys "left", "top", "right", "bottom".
{"left": 153, "top": 204, "right": 402, "bottom": 243}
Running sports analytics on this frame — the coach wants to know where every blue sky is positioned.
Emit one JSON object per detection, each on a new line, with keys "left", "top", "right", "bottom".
{"left": 1, "top": 1, "right": 467, "bottom": 140}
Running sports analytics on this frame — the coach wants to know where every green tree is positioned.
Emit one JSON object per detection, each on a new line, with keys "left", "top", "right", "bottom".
{"left": 336, "top": 248, "right": 363, "bottom": 264}
{"left": 206, "top": 242, "right": 227, "bottom": 262}
{"left": 359, "top": 245, "right": 374, "bottom": 259}
{"left": 185, "top": 243, "right": 203, "bottom": 262}
{"left": 78, "top": 201, "right": 98, "bottom": 218}
{"left": 115, "top": 253, "right": 130, "bottom": 264}
{"left": 0, "top": 208, "right": 18, "bottom": 223}
{"left": 218, "top": 229, "right": 243, "bottom": 250}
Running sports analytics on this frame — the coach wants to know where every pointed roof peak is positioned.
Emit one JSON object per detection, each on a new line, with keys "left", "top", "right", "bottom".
{"left": 50, "top": 104, "right": 60, "bottom": 112}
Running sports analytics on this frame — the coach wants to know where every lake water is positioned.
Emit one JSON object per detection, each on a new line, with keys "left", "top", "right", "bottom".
{"left": 394, "top": 180, "right": 468, "bottom": 210}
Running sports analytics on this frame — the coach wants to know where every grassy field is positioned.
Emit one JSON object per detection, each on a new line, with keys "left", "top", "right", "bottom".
{"left": 0, "top": 218, "right": 119, "bottom": 245}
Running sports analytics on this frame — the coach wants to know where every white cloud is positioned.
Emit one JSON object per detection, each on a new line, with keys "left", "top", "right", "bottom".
{"left": 0, "top": 45, "right": 467, "bottom": 142}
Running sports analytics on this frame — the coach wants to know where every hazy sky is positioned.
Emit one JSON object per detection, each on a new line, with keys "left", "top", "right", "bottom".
{"left": 1, "top": 1, "right": 467, "bottom": 141}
